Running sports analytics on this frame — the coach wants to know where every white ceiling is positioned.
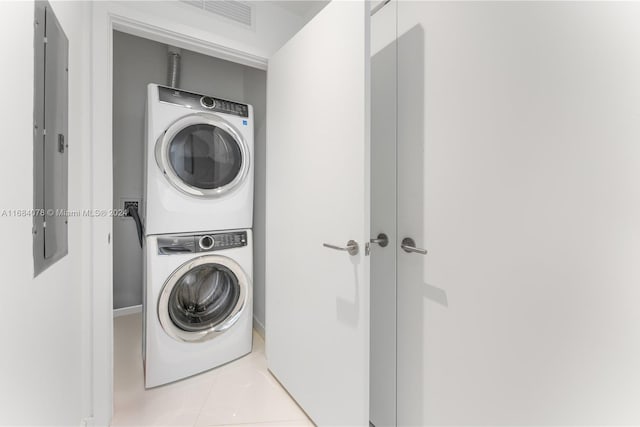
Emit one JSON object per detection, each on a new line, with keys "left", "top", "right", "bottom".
{"left": 265, "top": 1, "right": 329, "bottom": 20}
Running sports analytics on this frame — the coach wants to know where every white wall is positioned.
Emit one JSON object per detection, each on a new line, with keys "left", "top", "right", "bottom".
{"left": 0, "top": 1, "right": 91, "bottom": 425}
{"left": 396, "top": 2, "right": 640, "bottom": 425}
{"left": 112, "top": 31, "right": 268, "bottom": 330}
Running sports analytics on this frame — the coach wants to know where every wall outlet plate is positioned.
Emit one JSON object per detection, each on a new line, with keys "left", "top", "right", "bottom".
{"left": 120, "top": 198, "right": 142, "bottom": 218}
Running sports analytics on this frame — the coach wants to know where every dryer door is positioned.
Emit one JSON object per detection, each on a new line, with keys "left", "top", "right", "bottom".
{"left": 158, "top": 254, "right": 250, "bottom": 342}
{"left": 156, "top": 114, "right": 249, "bottom": 198}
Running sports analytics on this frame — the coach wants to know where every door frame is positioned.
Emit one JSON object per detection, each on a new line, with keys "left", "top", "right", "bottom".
{"left": 89, "top": 3, "right": 267, "bottom": 424}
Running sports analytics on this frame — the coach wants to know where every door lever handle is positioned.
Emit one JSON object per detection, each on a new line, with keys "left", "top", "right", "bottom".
{"left": 369, "top": 233, "right": 389, "bottom": 248}
{"left": 323, "top": 240, "right": 359, "bottom": 256}
{"left": 401, "top": 237, "right": 427, "bottom": 255}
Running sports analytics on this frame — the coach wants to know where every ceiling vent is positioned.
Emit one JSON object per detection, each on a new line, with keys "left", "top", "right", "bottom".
{"left": 181, "top": 0, "right": 253, "bottom": 27}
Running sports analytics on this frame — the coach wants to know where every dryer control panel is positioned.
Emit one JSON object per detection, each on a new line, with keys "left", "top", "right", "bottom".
{"left": 158, "top": 85, "right": 249, "bottom": 118}
{"left": 157, "top": 231, "right": 247, "bottom": 255}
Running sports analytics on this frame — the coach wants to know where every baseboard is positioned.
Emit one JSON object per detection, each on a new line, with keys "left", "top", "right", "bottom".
{"left": 113, "top": 304, "right": 142, "bottom": 317}
{"left": 253, "top": 315, "right": 265, "bottom": 339}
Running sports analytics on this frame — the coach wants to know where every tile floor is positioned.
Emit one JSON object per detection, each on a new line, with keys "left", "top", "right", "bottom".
{"left": 113, "top": 313, "right": 313, "bottom": 427}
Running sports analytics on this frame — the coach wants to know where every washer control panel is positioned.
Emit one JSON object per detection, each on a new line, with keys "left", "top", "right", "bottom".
{"left": 196, "top": 231, "right": 247, "bottom": 252}
{"left": 158, "top": 231, "right": 247, "bottom": 255}
{"left": 158, "top": 85, "right": 249, "bottom": 117}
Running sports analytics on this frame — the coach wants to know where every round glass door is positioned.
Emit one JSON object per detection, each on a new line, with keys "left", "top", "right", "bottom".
{"left": 169, "top": 124, "right": 242, "bottom": 190}
{"left": 168, "top": 263, "right": 240, "bottom": 332}
{"left": 156, "top": 115, "right": 249, "bottom": 198}
{"left": 158, "top": 255, "right": 249, "bottom": 342}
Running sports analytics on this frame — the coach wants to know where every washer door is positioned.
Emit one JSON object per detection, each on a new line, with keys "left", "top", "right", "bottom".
{"left": 158, "top": 255, "right": 250, "bottom": 342}
{"left": 156, "top": 114, "right": 249, "bottom": 198}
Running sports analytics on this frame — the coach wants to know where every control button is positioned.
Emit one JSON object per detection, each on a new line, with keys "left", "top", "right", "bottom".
{"left": 199, "top": 235, "right": 214, "bottom": 250}
{"left": 200, "top": 96, "right": 215, "bottom": 109}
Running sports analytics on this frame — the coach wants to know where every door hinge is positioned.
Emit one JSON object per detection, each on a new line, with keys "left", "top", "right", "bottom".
{"left": 43, "top": 36, "right": 48, "bottom": 44}
{"left": 58, "top": 134, "right": 65, "bottom": 153}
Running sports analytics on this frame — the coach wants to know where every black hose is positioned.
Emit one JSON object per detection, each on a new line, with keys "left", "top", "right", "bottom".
{"left": 129, "top": 205, "right": 144, "bottom": 248}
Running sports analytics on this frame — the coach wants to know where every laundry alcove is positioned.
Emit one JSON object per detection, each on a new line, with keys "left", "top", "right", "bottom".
{"left": 94, "top": 2, "right": 372, "bottom": 425}
{"left": 111, "top": 30, "right": 267, "bottom": 335}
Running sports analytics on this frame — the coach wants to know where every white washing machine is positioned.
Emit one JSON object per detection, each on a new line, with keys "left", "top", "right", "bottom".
{"left": 144, "top": 84, "right": 254, "bottom": 235}
{"left": 144, "top": 229, "right": 253, "bottom": 388}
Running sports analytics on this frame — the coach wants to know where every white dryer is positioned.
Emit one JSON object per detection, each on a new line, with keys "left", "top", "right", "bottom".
{"left": 144, "top": 229, "right": 253, "bottom": 388}
{"left": 144, "top": 84, "right": 254, "bottom": 235}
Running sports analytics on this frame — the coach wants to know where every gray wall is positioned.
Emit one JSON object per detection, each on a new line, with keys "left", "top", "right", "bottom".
{"left": 112, "top": 31, "right": 267, "bottom": 331}
{"left": 112, "top": 31, "right": 165, "bottom": 310}
{"left": 243, "top": 67, "right": 267, "bottom": 335}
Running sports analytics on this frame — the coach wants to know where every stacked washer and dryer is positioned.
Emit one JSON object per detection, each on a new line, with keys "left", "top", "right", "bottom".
{"left": 143, "top": 84, "right": 254, "bottom": 388}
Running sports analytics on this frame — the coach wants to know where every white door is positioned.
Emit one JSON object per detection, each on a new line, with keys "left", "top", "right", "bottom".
{"left": 265, "top": 1, "right": 370, "bottom": 426}
{"left": 397, "top": 2, "right": 640, "bottom": 425}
